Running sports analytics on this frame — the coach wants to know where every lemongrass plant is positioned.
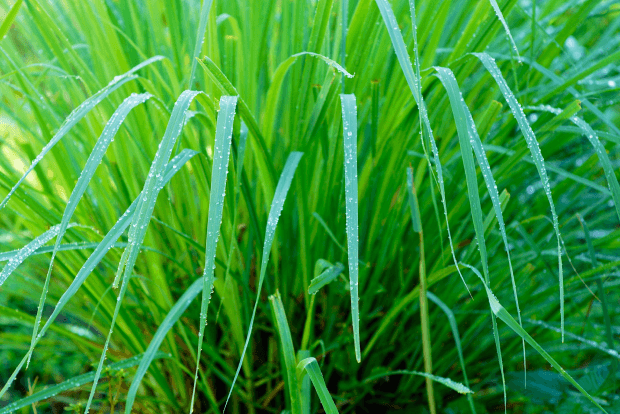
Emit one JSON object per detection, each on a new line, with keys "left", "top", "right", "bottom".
{"left": 0, "top": 0, "right": 619, "bottom": 413}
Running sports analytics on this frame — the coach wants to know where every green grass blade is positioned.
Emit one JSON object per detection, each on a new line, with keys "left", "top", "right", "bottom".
{"left": 427, "top": 291, "right": 477, "bottom": 413}
{"left": 224, "top": 151, "right": 303, "bottom": 410}
{"left": 375, "top": 0, "right": 469, "bottom": 294}
{"left": 126, "top": 277, "right": 203, "bottom": 413}
{"left": 308, "top": 262, "right": 344, "bottom": 295}
{"left": 297, "top": 357, "right": 339, "bottom": 414}
{"left": 0, "top": 352, "right": 170, "bottom": 414}
{"left": 364, "top": 370, "right": 473, "bottom": 395}
{"left": 577, "top": 215, "right": 616, "bottom": 364}
{"left": 197, "top": 56, "right": 276, "bottom": 194}
{"left": 28, "top": 92, "right": 152, "bottom": 366}
{"left": 114, "top": 90, "right": 202, "bottom": 287}
{"left": 0, "top": 223, "right": 74, "bottom": 286}
{"left": 188, "top": 0, "right": 214, "bottom": 88}
{"left": 85, "top": 90, "right": 201, "bottom": 414}
{"left": 465, "top": 264, "right": 609, "bottom": 414}
{"left": 340, "top": 93, "right": 361, "bottom": 363}
{"left": 270, "top": 291, "right": 303, "bottom": 414}
{"left": 433, "top": 66, "right": 509, "bottom": 410}
{"left": 488, "top": 0, "right": 520, "bottom": 60}
{"left": 0, "top": 55, "right": 165, "bottom": 210}
{"left": 0, "top": 242, "right": 115, "bottom": 261}
{"left": 189, "top": 95, "right": 238, "bottom": 413}
{"left": 0, "top": 150, "right": 198, "bottom": 400}
{"left": 407, "top": 166, "right": 435, "bottom": 414}
{"left": 0, "top": 0, "right": 24, "bottom": 40}
{"left": 434, "top": 65, "right": 525, "bottom": 382}
{"left": 569, "top": 118, "right": 620, "bottom": 223}
{"left": 291, "top": 52, "right": 353, "bottom": 78}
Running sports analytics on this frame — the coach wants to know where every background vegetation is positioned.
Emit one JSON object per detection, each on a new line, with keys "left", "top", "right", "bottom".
{"left": 1, "top": 0, "right": 619, "bottom": 412}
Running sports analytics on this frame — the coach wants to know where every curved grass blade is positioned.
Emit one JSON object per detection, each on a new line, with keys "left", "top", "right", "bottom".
{"left": 0, "top": 352, "right": 170, "bottom": 414}
{"left": 297, "top": 357, "right": 339, "bottom": 414}
{"left": 114, "top": 90, "right": 202, "bottom": 288}
{"left": 224, "top": 151, "right": 303, "bottom": 410}
{"left": 364, "top": 369, "right": 473, "bottom": 394}
{"left": 0, "top": 0, "right": 24, "bottom": 40}
{"left": 85, "top": 90, "right": 202, "bottom": 414}
{"left": 308, "top": 262, "right": 344, "bottom": 295}
{"left": 433, "top": 67, "right": 509, "bottom": 410}
{"left": 434, "top": 65, "right": 525, "bottom": 381}
{"left": 0, "top": 223, "right": 75, "bottom": 287}
{"left": 488, "top": 0, "right": 520, "bottom": 61}
{"left": 375, "top": 0, "right": 469, "bottom": 294}
{"left": 126, "top": 278, "right": 203, "bottom": 413}
{"left": 263, "top": 52, "right": 352, "bottom": 143}
{"left": 188, "top": 0, "right": 214, "bottom": 88}
{"left": 464, "top": 264, "right": 609, "bottom": 414}
{"left": 189, "top": 95, "right": 238, "bottom": 413}
{"left": 0, "top": 55, "right": 165, "bottom": 210}
{"left": 427, "top": 292, "right": 476, "bottom": 413}
{"left": 569, "top": 118, "right": 620, "bottom": 223}
{"left": 292, "top": 52, "right": 353, "bottom": 78}
{"left": 270, "top": 291, "right": 303, "bottom": 414}
{"left": 340, "top": 93, "right": 361, "bottom": 363}
{"left": 28, "top": 93, "right": 152, "bottom": 367}
{"left": 0, "top": 150, "right": 198, "bottom": 400}
{"left": 474, "top": 52, "right": 566, "bottom": 337}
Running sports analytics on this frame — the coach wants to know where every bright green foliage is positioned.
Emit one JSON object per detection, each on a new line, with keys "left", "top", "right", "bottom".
{"left": 1, "top": 0, "right": 619, "bottom": 413}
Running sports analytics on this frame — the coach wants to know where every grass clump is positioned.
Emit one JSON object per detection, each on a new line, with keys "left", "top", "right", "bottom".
{"left": 1, "top": 0, "right": 619, "bottom": 413}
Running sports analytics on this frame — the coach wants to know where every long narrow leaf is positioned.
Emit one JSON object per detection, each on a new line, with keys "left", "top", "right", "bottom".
{"left": 224, "top": 151, "right": 303, "bottom": 409}
{"left": 340, "top": 93, "right": 361, "bottom": 363}
{"left": 189, "top": 95, "right": 238, "bottom": 413}
{"left": 126, "top": 277, "right": 203, "bottom": 413}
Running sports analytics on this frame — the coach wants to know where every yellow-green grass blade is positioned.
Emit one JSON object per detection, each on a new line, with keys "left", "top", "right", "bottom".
{"left": 0, "top": 0, "right": 23, "bottom": 40}
{"left": 270, "top": 291, "right": 303, "bottom": 414}
{"left": 433, "top": 66, "right": 509, "bottom": 410}
{"left": 308, "top": 262, "right": 344, "bottom": 295}
{"left": 224, "top": 151, "right": 303, "bottom": 410}
{"left": 464, "top": 263, "right": 609, "bottom": 414}
{"left": 375, "top": 0, "right": 469, "bottom": 294}
{"left": 188, "top": 0, "right": 214, "bottom": 88}
{"left": 427, "top": 291, "right": 476, "bottom": 413}
{"left": 0, "top": 55, "right": 165, "bottom": 210}
{"left": 364, "top": 370, "right": 473, "bottom": 395}
{"left": 0, "top": 149, "right": 198, "bottom": 400}
{"left": 85, "top": 90, "right": 201, "bottom": 414}
{"left": 0, "top": 352, "right": 171, "bottom": 414}
{"left": 126, "top": 277, "right": 203, "bottom": 413}
{"left": 297, "top": 357, "right": 339, "bottom": 414}
{"left": 340, "top": 93, "right": 361, "bottom": 363}
{"left": 189, "top": 95, "right": 238, "bottom": 413}
{"left": 29, "top": 92, "right": 152, "bottom": 367}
